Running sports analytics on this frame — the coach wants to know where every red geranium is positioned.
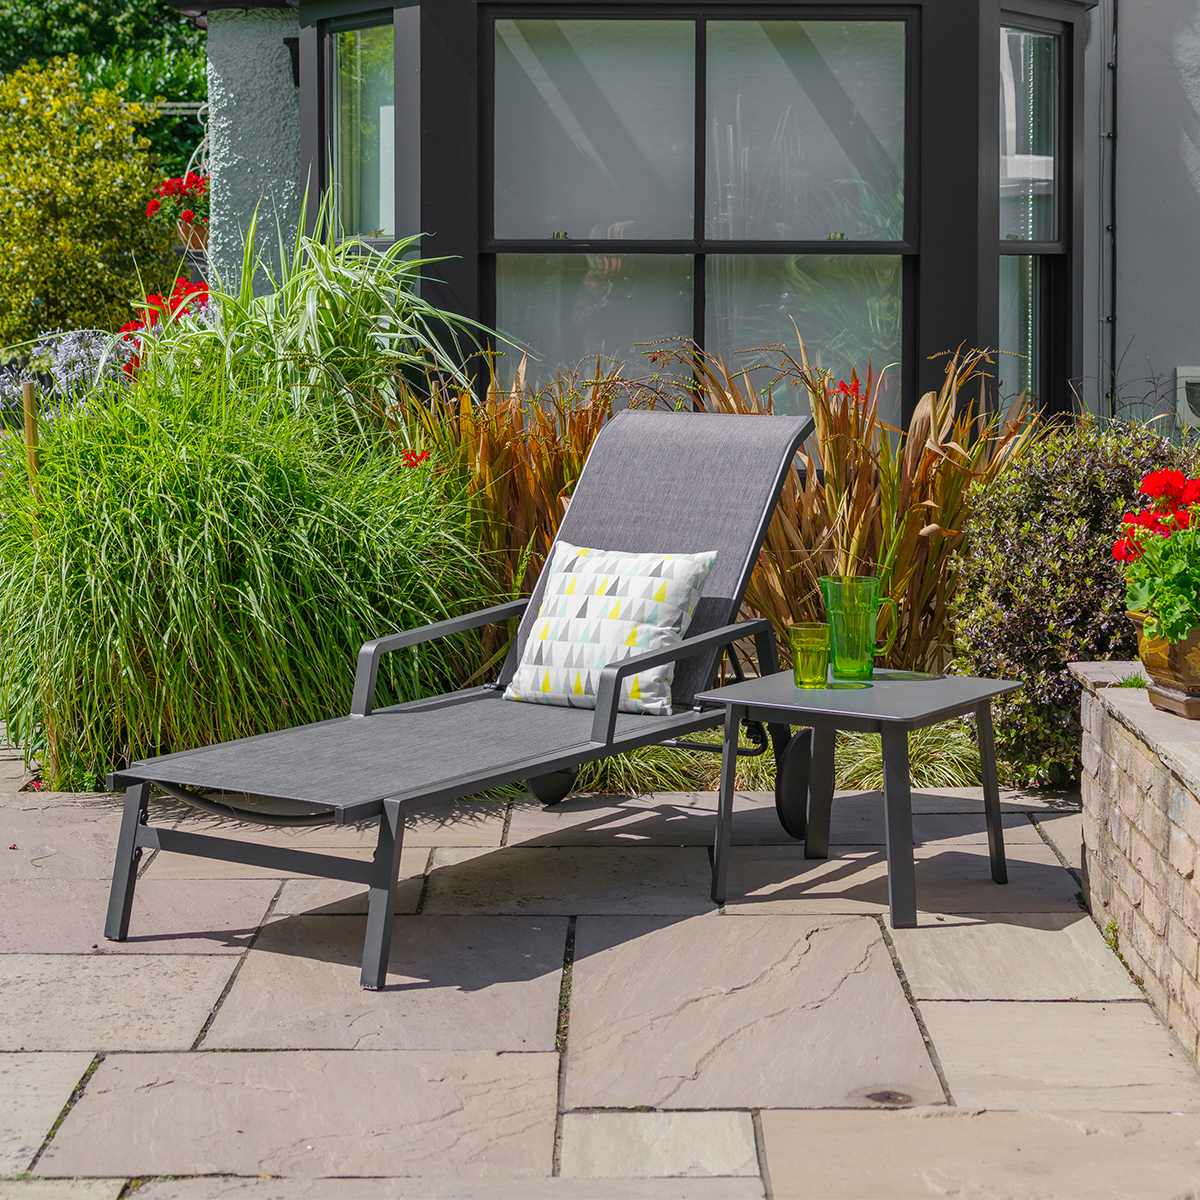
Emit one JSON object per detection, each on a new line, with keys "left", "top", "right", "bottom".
{"left": 120, "top": 278, "right": 213, "bottom": 376}
{"left": 1114, "top": 469, "right": 1200, "bottom": 562}
{"left": 145, "top": 173, "right": 210, "bottom": 229}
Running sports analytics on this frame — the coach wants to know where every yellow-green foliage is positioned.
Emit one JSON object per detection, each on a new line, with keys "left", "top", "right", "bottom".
{"left": 0, "top": 56, "right": 175, "bottom": 344}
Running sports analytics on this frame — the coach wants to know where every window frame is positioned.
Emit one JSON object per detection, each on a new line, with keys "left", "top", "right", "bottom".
{"left": 480, "top": 4, "right": 920, "bottom": 406}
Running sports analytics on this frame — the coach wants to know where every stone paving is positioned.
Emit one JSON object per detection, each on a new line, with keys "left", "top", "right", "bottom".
{"left": 4, "top": 747, "right": 1200, "bottom": 1199}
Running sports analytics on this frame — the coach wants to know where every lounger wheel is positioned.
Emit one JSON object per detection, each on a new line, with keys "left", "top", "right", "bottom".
{"left": 774, "top": 728, "right": 811, "bottom": 840}
{"left": 528, "top": 768, "right": 577, "bottom": 806}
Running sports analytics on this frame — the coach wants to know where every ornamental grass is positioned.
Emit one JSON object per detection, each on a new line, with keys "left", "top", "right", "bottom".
{"left": 0, "top": 359, "right": 492, "bottom": 789}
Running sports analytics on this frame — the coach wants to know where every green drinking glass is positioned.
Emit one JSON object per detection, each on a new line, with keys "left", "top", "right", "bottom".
{"left": 818, "top": 575, "right": 899, "bottom": 681}
{"left": 789, "top": 622, "right": 831, "bottom": 688}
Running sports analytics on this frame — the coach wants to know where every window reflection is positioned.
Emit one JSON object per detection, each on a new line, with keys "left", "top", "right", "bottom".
{"left": 495, "top": 254, "right": 693, "bottom": 387}
{"left": 1000, "top": 28, "right": 1057, "bottom": 242}
{"left": 998, "top": 255, "right": 1040, "bottom": 399}
{"left": 493, "top": 20, "right": 695, "bottom": 240}
{"left": 706, "top": 254, "right": 902, "bottom": 426}
{"left": 707, "top": 21, "right": 905, "bottom": 241}
{"left": 332, "top": 23, "right": 395, "bottom": 238}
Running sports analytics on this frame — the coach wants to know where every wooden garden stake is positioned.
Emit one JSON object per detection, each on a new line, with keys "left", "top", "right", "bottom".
{"left": 22, "top": 380, "right": 39, "bottom": 492}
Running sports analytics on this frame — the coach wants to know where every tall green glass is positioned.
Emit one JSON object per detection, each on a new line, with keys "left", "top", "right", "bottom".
{"left": 818, "top": 575, "right": 899, "bottom": 680}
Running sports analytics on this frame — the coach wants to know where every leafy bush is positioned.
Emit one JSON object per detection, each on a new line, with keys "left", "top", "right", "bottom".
{"left": 0, "top": 57, "right": 175, "bottom": 344}
{"left": 0, "top": 0, "right": 202, "bottom": 74}
{"left": 952, "top": 416, "right": 1200, "bottom": 786}
{"left": 77, "top": 43, "right": 207, "bottom": 178}
{"left": 0, "top": 362, "right": 493, "bottom": 789}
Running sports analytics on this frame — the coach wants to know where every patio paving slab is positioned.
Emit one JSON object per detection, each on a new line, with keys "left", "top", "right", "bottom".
{"left": 566, "top": 913, "right": 942, "bottom": 1109}
{"left": 760, "top": 1107, "right": 1200, "bottom": 1199}
{"left": 508, "top": 793, "right": 1041, "bottom": 848}
{"left": 890, "top": 912, "right": 1141, "bottom": 1000}
{"left": 271, "top": 848, "right": 428, "bottom": 915}
{"left": 1037, "top": 809, "right": 1084, "bottom": 872}
{"left": 724, "top": 840, "right": 1080, "bottom": 915}
{"left": 204, "top": 915, "right": 566, "bottom": 1051}
{"left": 40, "top": 1050, "right": 559, "bottom": 1178}
{"left": 169, "top": 799, "right": 507, "bottom": 849}
{"left": 141, "top": 846, "right": 372, "bottom": 881}
{"left": 0, "top": 1052, "right": 93, "bottom": 1173}
{"left": 422, "top": 847, "right": 714, "bottom": 916}
{"left": 0, "top": 879, "right": 277, "bottom": 954}
{"left": 921, "top": 1000, "right": 1200, "bottom": 1110}
{"left": 1, "top": 798, "right": 123, "bottom": 881}
{"left": 132, "top": 1177, "right": 765, "bottom": 1199}
{"left": 0, "top": 1183, "right": 125, "bottom": 1200}
{"left": 559, "top": 1111, "right": 758, "bottom": 1178}
{"left": 0, "top": 955, "right": 235, "bottom": 1051}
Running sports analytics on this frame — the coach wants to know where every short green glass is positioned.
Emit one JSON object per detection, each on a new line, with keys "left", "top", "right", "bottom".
{"left": 789, "top": 622, "right": 831, "bottom": 688}
{"left": 818, "top": 575, "right": 899, "bottom": 681}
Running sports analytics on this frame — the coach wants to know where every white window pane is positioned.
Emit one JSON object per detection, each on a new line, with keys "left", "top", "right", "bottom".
{"left": 999, "top": 255, "right": 1040, "bottom": 398}
{"left": 1000, "top": 29, "right": 1057, "bottom": 242}
{"left": 494, "top": 20, "right": 695, "bottom": 241}
{"left": 707, "top": 21, "right": 905, "bottom": 241}
{"left": 495, "top": 254, "right": 693, "bottom": 387}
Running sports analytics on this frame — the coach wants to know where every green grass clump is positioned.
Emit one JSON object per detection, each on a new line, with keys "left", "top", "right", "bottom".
{"left": 834, "top": 723, "right": 981, "bottom": 791}
{"left": 0, "top": 364, "right": 492, "bottom": 789}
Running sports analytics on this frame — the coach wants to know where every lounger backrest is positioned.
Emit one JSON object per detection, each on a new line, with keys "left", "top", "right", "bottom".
{"left": 499, "top": 409, "right": 813, "bottom": 709}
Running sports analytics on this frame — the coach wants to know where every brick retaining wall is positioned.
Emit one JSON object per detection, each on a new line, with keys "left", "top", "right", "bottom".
{"left": 1073, "top": 661, "right": 1200, "bottom": 1062}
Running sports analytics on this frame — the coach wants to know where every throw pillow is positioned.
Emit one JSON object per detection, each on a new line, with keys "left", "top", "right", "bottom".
{"left": 503, "top": 540, "right": 718, "bottom": 715}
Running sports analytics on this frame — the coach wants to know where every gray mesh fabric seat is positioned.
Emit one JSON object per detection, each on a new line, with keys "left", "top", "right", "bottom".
{"left": 104, "top": 410, "right": 814, "bottom": 987}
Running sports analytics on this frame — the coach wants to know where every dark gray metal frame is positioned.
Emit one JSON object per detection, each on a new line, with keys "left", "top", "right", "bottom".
{"left": 697, "top": 672, "right": 1021, "bottom": 925}
{"left": 104, "top": 410, "right": 814, "bottom": 988}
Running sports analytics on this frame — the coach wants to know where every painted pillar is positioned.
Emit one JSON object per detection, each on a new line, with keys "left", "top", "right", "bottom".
{"left": 206, "top": 9, "right": 303, "bottom": 291}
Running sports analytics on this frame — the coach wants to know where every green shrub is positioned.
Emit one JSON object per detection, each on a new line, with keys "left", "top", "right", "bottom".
{"left": 77, "top": 42, "right": 208, "bottom": 178}
{"left": 952, "top": 416, "right": 1200, "bottom": 786}
{"left": 0, "top": 56, "right": 175, "bottom": 345}
{"left": 0, "top": 363, "right": 493, "bottom": 789}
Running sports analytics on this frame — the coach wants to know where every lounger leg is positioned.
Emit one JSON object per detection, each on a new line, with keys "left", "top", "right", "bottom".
{"left": 711, "top": 704, "right": 741, "bottom": 905}
{"left": 361, "top": 798, "right": 404, "bottom": 991}
{"left": 105, "top": 782, "right": 150, "bottom": 942}
{"left": 804, "top": 728, "right": 836, "bottom": 859}
{"left": 977, "top": 702, "right": 1008, "bottom": 884}
{"left": 773, "top": 727, "right": 810, "bottom": 840}
{"left": 881, "top": 725, "right": 917, "bottom": 927}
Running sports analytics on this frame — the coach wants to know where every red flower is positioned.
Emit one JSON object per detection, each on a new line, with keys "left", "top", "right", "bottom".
{"left": 1113, "top": 538, "right": 1142, "bottom": 562}
{"left": 401, "top": 449, "right": 430, "bottom": 468}
{"left": 180, "top": 210, "right": 194, "bottom": 223}
{"left": 146, "top": 198, "right": 161, "bottom": 217}
{"left": 1183, "top": 479, "right": 1200, "bottom": 505}
{"left": 1139, "top": 470, "right": 1187, "bottom": 503}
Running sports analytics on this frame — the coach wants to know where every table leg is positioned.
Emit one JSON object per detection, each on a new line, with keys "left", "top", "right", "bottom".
{"left": 711, "top": 704, "right": 741, "bottom": 905}
{"left": 804, "top": 727, "right": 836, "bottom": 859}
{"left": 976, "top": 701, "right": 1008, "bottom": 884}
{"left": 881, "top": 725, "right": 917, "bottom": 927}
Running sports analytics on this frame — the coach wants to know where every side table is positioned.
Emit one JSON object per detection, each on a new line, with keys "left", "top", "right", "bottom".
{"left": 695, "top": 670, "right": 1022, "bottom": 927}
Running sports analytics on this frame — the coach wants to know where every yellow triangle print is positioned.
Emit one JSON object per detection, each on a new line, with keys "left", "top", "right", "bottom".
{"left": 541, "top": 670, "right": 552, "bottom": 693}
{"left": 565, "top": 576, "right": 576, "bottom": 595}
{"left": 625, "top": 627, "right": 639, "bottom": 647}
{"left": 607, "top": 600, "right": 622, "bottom": 620}
{"left": 573, "top": 671, "right": 584, "bottom": 695}
{"left": 539, "top": 622, "right": 551, "bottom": 640}
{"left": 629, "top": 675, "right": 642, "bottom": 700}
{"left": 653, "top": 582, "right": 667, "bottom": 603}
{"left": 596, "top": 577, "right": 607, "bottom": 596}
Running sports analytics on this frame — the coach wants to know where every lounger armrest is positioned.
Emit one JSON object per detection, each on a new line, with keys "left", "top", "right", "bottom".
{"left": 350, "top": 598, "right": 530, "bottom": 717}
{"left": 591, "top": 619, "right": 778, "bottom": 745}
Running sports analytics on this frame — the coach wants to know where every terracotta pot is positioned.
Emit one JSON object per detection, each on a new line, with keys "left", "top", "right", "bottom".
{"left": 1127, "top": 610, "right": 1200, "bottom": 718}
{"left": 177, "top": 220, "right": 208, "bottom": 251}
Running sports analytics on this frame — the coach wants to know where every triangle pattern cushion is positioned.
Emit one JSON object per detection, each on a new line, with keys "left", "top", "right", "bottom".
{"left": 503, "top": 540, "right": 718, "bottom": 715}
